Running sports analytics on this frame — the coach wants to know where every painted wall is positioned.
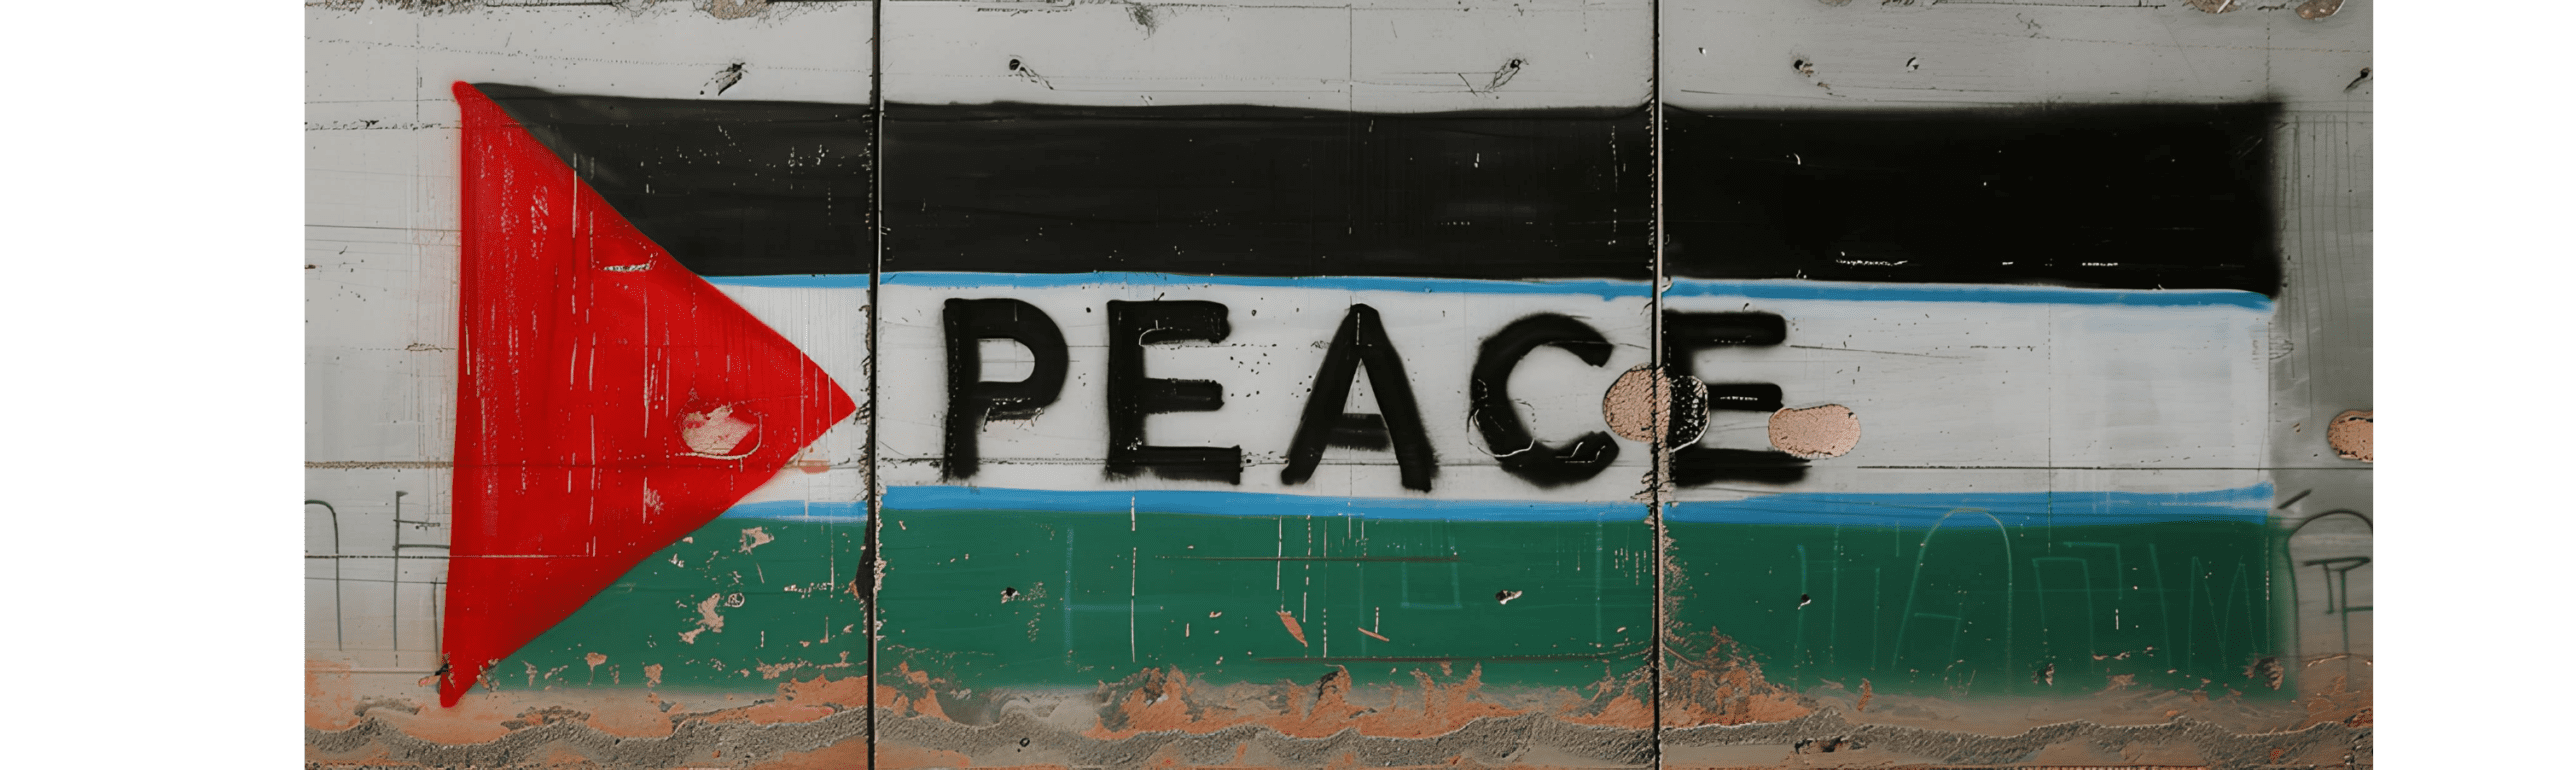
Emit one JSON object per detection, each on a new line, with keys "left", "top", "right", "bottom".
{"left": 306, "top": 1, "right": 2371, "bottom": 767}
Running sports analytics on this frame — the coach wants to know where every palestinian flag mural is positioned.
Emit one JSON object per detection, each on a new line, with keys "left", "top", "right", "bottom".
{"left": 448, "top": 81, "right": 2290, "bottom": 709}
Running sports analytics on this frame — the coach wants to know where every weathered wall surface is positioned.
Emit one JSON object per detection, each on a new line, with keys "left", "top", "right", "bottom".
{"left": 306, "top": 1, "right": 2371, "bottom": 767}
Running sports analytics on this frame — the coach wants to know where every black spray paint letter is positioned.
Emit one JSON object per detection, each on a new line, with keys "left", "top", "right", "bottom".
{"left": 1470, "top": 314, "right": 1618, "bottom": 487}
{"left": 1106, "top": 301, "right": 1242, "bottom": 483}
{"left": 942, "top": 298, "right": 1069, "bottom": 480}
{"left": 1281, "top": 305, "right": 1436, "bottom": 491}
{"left": 1659, "top": 311, "right": 1808, "bottom": 486}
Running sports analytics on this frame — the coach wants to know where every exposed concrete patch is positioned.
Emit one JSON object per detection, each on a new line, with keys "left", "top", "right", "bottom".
{"left": 739, "top": 526, "right": 776, "bottom": 554}
{"left": 677, "top": 593, "right": 730, "bottom": 644}
{"left": 2326, "top": 409, "right": 2372, "bottom": 462}
{"left": 2298, "top": 0, "right": 2347, "bottom": 20}
{"left": 2290, "top": 654, "right": 2374, "bottom": 731}
{"left": 1659, "top": 629, "right": 1818, "bottom": 727}
{"left": 1275, "top": 609, "right": 1311, "bottom": 646}
{"left": 308, "top": 661, "right": 360, "bottom": 731}
{"left": 1660, "top": 709, "right": 2369, "bottom": 769}
{"left": 1601, "top": 365, "right": 1706, "bottom": 449}
{"left": 880, "top": 708, "right": 1652, "bottom": 768}
{"left": 1124, "top": 2, "right": 1166, "bottom": 37}
{"left": 310, "top": 708, "right": 870, "bottom": 769}
{"left": 1766, "top": 404, "right": 1860, "bottom": 459}
{"left": 311, "top": 679, "right": 2372, "bottom": 768}
{"left": 680, "top": 404, "right": 759, "bottom": 458}
{"left": 701, "top": 0, "right": 768, "bottom": 20}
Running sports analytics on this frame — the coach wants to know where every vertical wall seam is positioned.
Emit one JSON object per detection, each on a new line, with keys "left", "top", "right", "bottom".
{"left": 1647, "top": 0, "right": 1666, "bottom": 765}
{"left": 866, "top": 0, "right": 886, "bottom": 767}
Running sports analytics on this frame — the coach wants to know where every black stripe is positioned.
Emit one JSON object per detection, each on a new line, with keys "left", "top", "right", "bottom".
{"left": 881, "top": 103, "right": 1652, "bottom": 280}
{"left": 476, "top": 85, "right": 2278, "bottom": 294}
{"left": 1664, "top": 104, "right": 2280, "bottom": 296}
{"left": 478, "top": 85, "right": 1648, "bottom": 280}
{"left": 474, "top": 84, "right": 876, "bottom": 277}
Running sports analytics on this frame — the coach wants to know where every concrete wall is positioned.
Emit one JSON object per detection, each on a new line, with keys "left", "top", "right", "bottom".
{"left": 306, "top": 1, "right": 2371, "bottom": 767}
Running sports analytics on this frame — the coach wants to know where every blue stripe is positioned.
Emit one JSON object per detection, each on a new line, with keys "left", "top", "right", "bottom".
{"left": 706, "top": 272, "right": 2271, "bottom": 309}
{"left": 881, "top": 271, "right": 1654, "bottom": 298}
{"left": 719, "top": 500, "right": 868, "bottom": 523}
{"left": 872, "top": 484, "right": 2268, "bottom": 527}
{"left": 882, "top": 486, "right": 1648, "bottom": 522}
{"left": 1666, "top": 483, "right": 2272, "bottom": 528}
{"left": 1663, "top": 279, "right": 2272, "bottom": 311}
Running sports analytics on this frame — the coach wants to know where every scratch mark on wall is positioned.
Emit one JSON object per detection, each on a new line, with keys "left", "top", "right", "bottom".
{"left": 1275, "top": 609, "right": 1309, "bottom": 647}
{"left": 702, "top": 62, "right": 745, "bottom": 96}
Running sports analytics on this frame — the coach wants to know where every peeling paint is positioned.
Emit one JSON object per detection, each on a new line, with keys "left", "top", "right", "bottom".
{"left": 1275, "top": 609, "right": 1310, "bottom": 647}
{"left": 680, "top": 405, "right": 759, "bottom": 458}
{"left": 677, "top": 595, "right": 727, "bottom": 645}
{"left": 1765, "top": 404, "right": 1860, "bottom": 460}
{"left": 701, "top": 0, "right": 768, "bottom": 21}
{"left": 2327, "top": 409, "right": 2373, "bottom": 462}
{"left": 738, "top": 526, "right": 775, "bottom": 554}
{"left": 1601, "top": 365, "right": 1707, "bottom": 449}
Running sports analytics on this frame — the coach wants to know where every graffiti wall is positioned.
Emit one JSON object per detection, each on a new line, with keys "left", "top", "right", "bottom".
{"left": 306, "top": 1, "right": 2371, "bottom": 767}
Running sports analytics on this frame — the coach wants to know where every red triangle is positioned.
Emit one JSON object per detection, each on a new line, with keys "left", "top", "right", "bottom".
{"left": 442, "top": 82, "right": 857, "bottom": 706}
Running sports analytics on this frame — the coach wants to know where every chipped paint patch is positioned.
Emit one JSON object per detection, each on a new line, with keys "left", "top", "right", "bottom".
{"left": 2327, "top": 409, "right": 2372, "bottom": 462}
{"left": 677, "top": 594, "right": 727, "bottom": 644}
{"left": 1082, "top": 665, "right": 1548, "bottom": 742}
{"left": 2298, "top": 0, "right": 2347, "bottom": 20}
{"left": 1275, "top": 609, "right": 1310, "bottom": 647}
{"left": 306, "top": 661, "right": 359, "bottom": 731}
{"left": 679, "top": 405, "right": 759, "bottom": 458}
{"left": 1602, "top": 365, "right": 1707, "bottom": 448}
{"left": 738, "top": 526, "right": 775, "bottom": 554}
{"left": 702, "top": 0, "right": 768, "bottom": 21}
{"left": 1660, "top": 629, "right": 1818, "bottom": 727}
{"left": 1767, "top": 404, "right": 1861, "bottom": 459}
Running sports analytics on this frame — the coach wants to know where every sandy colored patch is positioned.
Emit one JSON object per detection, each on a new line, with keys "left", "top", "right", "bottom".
{"left": 681, "top": 404, "right": 760, "bottom": 457}
{"left": 1660, "top": 629, "right": 1817, "bottom": 727}
{"left": 1767, "top": 404, "right": 1860, "bottom": 459}
{"left": 1557, "top": 690, "right": 1651, "bottom": 730}
{"left": 1087, "top": 665, "right": 1533, "bottom": 742}
{"left": 1601, "top": 365, "right": 1707, "bottom": 448}
{"left": 755, "top": 739, "right": 881, "bottom": 769}
{"left": 866, "top": 742, "right": 969, "bottom": 769}
{"left": 2328, "top": 409, "right": 2372, "bottom": 462}
{"left": 307, "top": 660, "right": 359, "bottom": 731}
{"left": 1275, "top": 609, "right": 1309, "bottom": 647}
